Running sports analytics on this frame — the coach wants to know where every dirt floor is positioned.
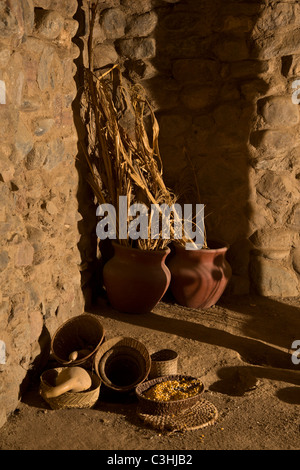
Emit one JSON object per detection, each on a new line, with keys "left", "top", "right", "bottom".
{"left": 0, "top": 293, "right": 300, "bottom": 452}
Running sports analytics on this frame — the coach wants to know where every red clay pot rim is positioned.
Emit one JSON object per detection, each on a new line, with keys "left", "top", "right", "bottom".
{"left": 173, "top": 239, "right": 229, "bottom": 253}
{"left": 112, "top": 241, "right": 171, "bottom": 255}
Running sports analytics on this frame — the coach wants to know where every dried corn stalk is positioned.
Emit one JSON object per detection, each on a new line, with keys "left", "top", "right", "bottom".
{"left": 82, "top": 1, "right": 203, "bottom": 250}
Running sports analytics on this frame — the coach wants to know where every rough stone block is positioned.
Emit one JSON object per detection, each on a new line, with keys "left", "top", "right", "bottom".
{"left": 33, "top": 0, "right": 50, "bottom": 8}
{"left": 229, "top": 60, "right": 269, "bottom": 78}
{"left": 288, "top": 203, "right": 300, "bottom": 229}
{"left": 0, "top": 155, "right": 14, "bottom": 182}
{"left": 34, "top": 9, "right": 64, "bottom": 40}
{"left": 141, "top": 76, "right": 179, "bottom": 111}
{"left": 281, "top": 54, "right": 300, "bottom": 78}
{"left": 125, "top": 11, "right": 157, "bottom": 37}
{"left": 240, "top": 78, "right": 269, "bottom": 101}
{"left": 213, "top": 103, "right": 244, "bottom": 130}
{"left": 37, "top": 46, "right": 54, "bottom": 91}
{"left": 120, "top": 0, "right": 152, "bottom": 14}
{"left": 117, "top": 37, "right": 156, "bottom": 60}
{"left": 292, "top": 247, "right": 300, "bottom": 274}
{"left": 22, "top": 0, "right": 35, "bottom": 35}
{"left": 250, "top": 228, "right": 296, "bottom": 251}
{"left": 100, "top": 8, "right": 126, "bottom": 39}
{"left": 93, "top": 44, "right": 118, "bottom": 68}
{"left": 256, "top": 171, "right": 296, "bottom": 203}
{"left": 25, "top": 139, "right": 64, "bottom": 170}
{"left": 158, "top": 113, "right": 192, "bottom": 138}
{"left": 0, "top": 251, "right": 9, "bottom": 272}
{"left": 124, "top": 59, "right": 158, "bottom": 80}
{"left": 26, "top": 225, "right": 46, "bottom": 244}
{"left": 48, "top": 0, "right": 78, "bottom": 18}
{"left": 253, "top": 3, "right": 299, "bottom": 38}
{"left": 159, "top": 35, "right": 209, "bottom": 60}
{"left": 14, "top": 241, "right": 34, "bottom": 267}
{"left": 250, "top": 130, "right": 296, "bottom": 152}
{"left": 0, "top": 47, "right": 11, "bottom": 68}
{"left": 213, "top": 37, "right": 249, "bottom": 62}
{"left": 172, "top": 58, "right": 220, "bottom": 83}
{"left": 250, "top": 255, "right": 299, "bottom": 297}
{"left": 0, "top": 1, "right": 23, "bottom": 41}
{"left": 258, "top": 96, "right": 299, "bottom": 128}
{"left": 181, "top": 85, "right": 217, "bottom": 110}
{"left": 214, "top": 15, "right": 254, "bottom": 33}
{"left": 255, "top": 29, "right": 300, "bottom": 60}
{"left": 28, "top": 310, "right": 43, "bottom": 344}
{"left": 33, "top": 118, "right": 55, "bottom": 136}
{"left": 14, "top": 121, "right": 34, "bottom": 158}
{"left": 0, "top": 108, "right": 18, "bottom": 143}
{"left": 161, "top": 12, "right": 202, "bottom": 33}
{"left": 45, "top": 200, "right": 58, "bottom": 216}
{"left": 20, "top": 95, "right": 42, "bottom": 112}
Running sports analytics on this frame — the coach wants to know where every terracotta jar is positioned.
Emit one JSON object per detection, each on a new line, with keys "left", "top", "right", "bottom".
{"left": 167, "top": 241, "right": 232, "bottom": 309}
{"left": 103, "top": 242, "right": 171, "bottom": 314}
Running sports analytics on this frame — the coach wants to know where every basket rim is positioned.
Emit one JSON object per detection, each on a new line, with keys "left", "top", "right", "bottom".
{"left": 135, "top": 374, "right": 204, "bottom": 405}
{"left": 150, "top": 349, "right": 178, "bottom": 363}
{"left": 50, "top": 313, "right": 105, "bottom": 364}
{"left": 40, "top": 367, "right": 101, "bottom": 395}
{"left": 94, "top": 336, "right": 151, "bottom": 391}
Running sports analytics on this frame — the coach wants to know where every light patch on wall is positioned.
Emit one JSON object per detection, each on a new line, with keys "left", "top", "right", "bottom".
{"left": 0, "top": 340, "right": 6, "bottom": 364}
{"left": 0, "top": 80, "right": 6, "bottom": 104}
{"left": 292, "top": 79, "right": 300, "bottom": 105}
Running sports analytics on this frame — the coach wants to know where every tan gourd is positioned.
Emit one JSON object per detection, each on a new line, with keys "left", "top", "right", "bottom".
{"left": 66, "top": 347, "right": 93, "bottom": 364}
{"left": 44, "top": 367, "right": 92, "bottom": 398}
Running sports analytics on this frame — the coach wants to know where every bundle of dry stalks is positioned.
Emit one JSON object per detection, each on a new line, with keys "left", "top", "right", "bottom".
{"left": 82, "top": 1, "right": 204, "bottom": 251}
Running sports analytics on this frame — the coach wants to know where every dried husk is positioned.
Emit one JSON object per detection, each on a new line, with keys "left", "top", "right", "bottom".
{"left": 82, "top": 1, "right": 204, "bottom": 250}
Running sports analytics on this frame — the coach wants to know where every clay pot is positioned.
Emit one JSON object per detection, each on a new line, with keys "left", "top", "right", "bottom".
{"left": 103, "top": 242, "right": 171, "bottom": 314}
{"left": 167, "top": 240, "right": 232, "bottom": 309}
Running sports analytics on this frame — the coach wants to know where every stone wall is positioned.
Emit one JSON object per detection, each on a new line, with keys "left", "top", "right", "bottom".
{"left": 87, "top": 0, "right": 300, "bottom": 298}
{"left": 247, "top": 1, "right": 300, "bottom": 297}
{"left": 0, "top": 0, "right": 84, "bottom": 427}
{"left": 1, "top": 0, "right": 299, "bottom": 428}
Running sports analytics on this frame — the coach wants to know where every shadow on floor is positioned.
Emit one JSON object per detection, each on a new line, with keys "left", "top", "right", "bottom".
{"left": 87, "top": 294, "right": 300, "bottom": 373}
{"left": 210, "top": 363, "right": 300, "bottom": 398}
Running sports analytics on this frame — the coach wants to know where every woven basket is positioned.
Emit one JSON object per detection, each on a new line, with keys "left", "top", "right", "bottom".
{"left": 149, "top": 349, "right": 178, "bottom": 379}
{"left": 137, "top": 399, "right": 218, "bottom": 432}
{"left": 40, "top": 368, "right": 101, "bottom": 410}
{"left": 51, "top": 314, "right": 105, "bottom": 368}
{"left": 135, "top": 374, "right": 204, "bottom": 416}
{"left": 94, "top": 336, "right": 151, "bottom": 393}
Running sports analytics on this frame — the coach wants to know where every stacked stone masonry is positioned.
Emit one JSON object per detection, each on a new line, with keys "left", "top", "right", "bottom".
{"left": 0, "top": 0, "right": 84, "bottom": 427}
{"left": 0, "top": 0, "right": 300, "bottom": 427}
{"left": 87, "top": 0, "right": 299, "bottom": 298}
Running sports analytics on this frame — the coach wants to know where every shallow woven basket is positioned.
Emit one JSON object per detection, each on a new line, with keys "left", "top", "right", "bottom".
{"left": 149, "top": 349, "right": 178, "bottom": 379}
{"left": 137, "top": 399, "right": 218, "bottom": 432}
{"left": 40, "top": 368, "right": 101, "bottom": 410}
{"left": 94, "top": 336, "right": 151, "bottom": 393}
{"left": 135, "top": 374, "right": 204, "bottom": 416}
{"left": 51, "top": 314, "right": 105, "bottom": 368}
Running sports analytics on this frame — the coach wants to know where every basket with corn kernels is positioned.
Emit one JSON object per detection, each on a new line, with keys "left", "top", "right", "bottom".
{"left": 135, "top": 374, "right": 204, "bottom": 416}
